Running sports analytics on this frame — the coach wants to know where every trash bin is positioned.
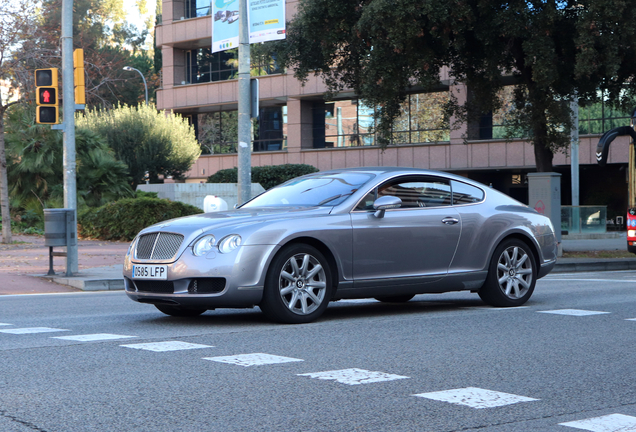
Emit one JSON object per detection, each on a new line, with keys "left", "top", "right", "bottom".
{"left": 44, "top": 208, "right": 76, "bottom": 247}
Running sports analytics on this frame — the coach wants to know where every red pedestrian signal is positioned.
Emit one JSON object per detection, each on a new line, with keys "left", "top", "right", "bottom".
{"left": 37, "top": 87, "right": 57, "bottom": 105}
{"left": 34, "top": 68, "right": 59, "bottom": 124}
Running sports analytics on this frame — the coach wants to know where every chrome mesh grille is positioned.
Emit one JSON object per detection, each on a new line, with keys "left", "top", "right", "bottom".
{"left": 136, "top": 233, "right": 158, "bottom": 259}
{"left": 135, "top": 232, "right": 184, "bottom": 260}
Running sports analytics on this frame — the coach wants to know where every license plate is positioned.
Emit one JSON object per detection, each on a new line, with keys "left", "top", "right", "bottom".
{"left": 132, "top": 265, "right": 168, "bottom": 280}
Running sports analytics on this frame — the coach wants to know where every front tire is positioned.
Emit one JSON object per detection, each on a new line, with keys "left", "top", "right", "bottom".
{"left": 478, "top": 239, "right": 537, "bottom": 307}
{"left": 155, "top": 304, "right": 207, "bottom": 317}
{"left": 259, "top": 244, "right": 333, "bottom": 324}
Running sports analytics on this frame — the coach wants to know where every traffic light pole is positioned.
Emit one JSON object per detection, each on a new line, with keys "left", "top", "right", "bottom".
{"left": 237, "top": 0, "right": 251, "bottom": 205}
{"left": 61, "top": 0, "right": 78, "bottom": 276}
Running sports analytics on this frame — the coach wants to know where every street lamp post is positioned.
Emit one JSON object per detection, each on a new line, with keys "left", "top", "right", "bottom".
{"left": 122, "top": 66, "right": 148, "bottom": 105}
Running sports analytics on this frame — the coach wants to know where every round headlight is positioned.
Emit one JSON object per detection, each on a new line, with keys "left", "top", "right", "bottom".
{"left": 192, "top": 235, "right": 216, "bottom": 256}
{"left": 218, "top": 234, "right": 242, "bottom": 254}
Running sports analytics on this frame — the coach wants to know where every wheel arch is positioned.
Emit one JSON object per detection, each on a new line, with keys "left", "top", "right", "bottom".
{"left": 491, "top": 232, "right": 541, "bottom": 270}
{"left": 278, "top": 236, "right": 341, "bottom": 296}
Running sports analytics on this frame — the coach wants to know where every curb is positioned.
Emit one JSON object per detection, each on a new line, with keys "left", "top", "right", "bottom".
{"left": 34, "top": 260, "right": 636, "bottom": 292}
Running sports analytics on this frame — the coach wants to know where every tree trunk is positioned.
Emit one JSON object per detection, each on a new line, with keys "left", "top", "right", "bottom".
{"left": 527, "top": 82, "right": 554, "bottom": 173}
{"left": 0, "top": 107, "right": 12, "bottom": 244}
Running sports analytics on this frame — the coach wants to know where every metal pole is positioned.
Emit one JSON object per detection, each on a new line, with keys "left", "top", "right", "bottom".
{"left": 237, "top": 0, "right": 251, "bottom": 205}
{"left": 570, "top": 93, "right": 579, "bottom": 207}
{"left": 62, "top": 0, "right": 77, "bottom": 276}
{"left": 123, "top": 66, "right": 148, "bottom": 105}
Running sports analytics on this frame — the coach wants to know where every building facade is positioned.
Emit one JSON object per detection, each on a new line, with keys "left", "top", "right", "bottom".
{"left": 156, "top": 0, "right": 632, "bottom": 220}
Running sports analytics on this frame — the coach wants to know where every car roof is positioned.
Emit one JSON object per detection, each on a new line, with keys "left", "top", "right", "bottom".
{"left": 315, "top": 167, "right": 483, "bottom": 185}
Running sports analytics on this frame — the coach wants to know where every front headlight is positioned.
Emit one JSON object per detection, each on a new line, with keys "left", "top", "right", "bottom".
{"left": 218, "top": 234, "right": 242, "bottom": 254}
{"left": 128, "top": 237, "right": 138, "bottom": 257}
{"left": 192, "top": 235, "right": 216, "bottom": 256}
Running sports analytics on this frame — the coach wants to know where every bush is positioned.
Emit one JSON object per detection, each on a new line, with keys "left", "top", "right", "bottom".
{"left": 78, "top": 197, "right": 203, "bottom": 241}
{"left": 206, "top": 164, "right": 319, "bottom": 190}
{"left": 76, "top": 103, "right": 201, "bottom": 186}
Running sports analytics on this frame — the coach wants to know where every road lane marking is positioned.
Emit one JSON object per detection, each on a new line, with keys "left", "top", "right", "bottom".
{"left": 0, "top": 323, "right": 12, "bottom": 326}
{"left": 298, "top": 368, "right": 409, "bottom": 385}
{"left": 463, "top": 306, "right": 529, "bottom": 311}
{"left": 542, "top": 278, "right": 636, "bottom": 283}
{"left": 121, "top": 341, "right": 214, "bottom": 352}
{"left": 413, "top": 387, "right": 538, "bottom": 409}
{"left": 52, "top": 334, "right": 138, "bottom": 342}
{"left": 537, "top": 309, "right": 610, "bottom": 316}
{"left": 0, "top": 327, "right": 69, "bottom": 334}
{"left": 559, "top": 413, "right": 636, "bottom": 431}
{"left": 204, "top": 353, "right": 303, "bottom": 367}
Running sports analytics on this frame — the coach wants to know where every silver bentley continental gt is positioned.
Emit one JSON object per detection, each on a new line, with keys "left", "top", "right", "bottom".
{"left": 123, "top": 167, "right": 558, "bottom": 323}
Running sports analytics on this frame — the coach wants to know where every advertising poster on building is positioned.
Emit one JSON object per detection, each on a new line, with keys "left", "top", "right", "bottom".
{"left": 212, "top": 0, "right": 240, "bottom": 53}
{"left": 212, "top": 0, "right": 286, "bottom": 53}
{"left": 248, "top": 0, "right": 286, "bottom": 44}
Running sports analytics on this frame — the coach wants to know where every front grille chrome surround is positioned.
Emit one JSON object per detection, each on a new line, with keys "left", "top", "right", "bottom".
{"left": 134, "top": 232, "right": 184, "bottom": 261}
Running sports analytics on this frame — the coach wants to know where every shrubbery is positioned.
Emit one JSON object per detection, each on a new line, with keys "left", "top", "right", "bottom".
{"left": 206, "top": 164, "right": 319, "bottom": 190}
{"left": 78, "top": 197, "right": 202, "bottom": 241}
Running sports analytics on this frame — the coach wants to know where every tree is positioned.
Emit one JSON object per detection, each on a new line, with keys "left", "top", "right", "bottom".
{"left": 31, "top": 0, "right": 156, "bottom": 108}
{"left": 0, "top": 0, "right": 43, "bottom": 243}
{"left": 275, "top": 0, "right": 636, "bottom": 172}
{"left": 5, "top": 102, "right": 133, "bottom": 210}
{"left": 76, "top": 103, "right": 201, "bottom": 186}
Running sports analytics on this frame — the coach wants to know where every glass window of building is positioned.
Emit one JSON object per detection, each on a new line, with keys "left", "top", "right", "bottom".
{"left": 182, "top": 48, "right": 282, "bottom": 85}
{"left": 312, "top": 92, "right": 449, "bottom": 149}
{"left": 185, "top": 0, "right": 212, "bottom": 18}
{"left": 196, "top": 106, "right": 287, "bottom": 154}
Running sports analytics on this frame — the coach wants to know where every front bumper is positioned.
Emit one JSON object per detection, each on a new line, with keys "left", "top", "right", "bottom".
{"left": 123, "top": 244, "right": 278, "bottom": 309}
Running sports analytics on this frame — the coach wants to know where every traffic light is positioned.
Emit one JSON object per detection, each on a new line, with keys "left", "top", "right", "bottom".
{"left": 35, "top": 68, "right": 59, "bottom": 124}
{"left": 73, "top": 49, "right": 85, "bottom": 105}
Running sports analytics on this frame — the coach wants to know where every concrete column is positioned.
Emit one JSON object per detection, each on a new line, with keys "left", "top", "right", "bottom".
{"left": 528, "top": 172, "right": 562, "bottom": 245}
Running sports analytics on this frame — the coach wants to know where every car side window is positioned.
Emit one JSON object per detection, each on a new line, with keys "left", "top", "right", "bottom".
{"left": 451, "top": 180, "right": 485, "bottom": 205}
{"left": 355, "top": 177, "right": 452, "bottom": 210}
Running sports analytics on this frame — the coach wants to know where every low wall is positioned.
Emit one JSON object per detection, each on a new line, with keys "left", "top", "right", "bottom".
{"left": 136, "top": 183, "right": 265, "bottom": 210}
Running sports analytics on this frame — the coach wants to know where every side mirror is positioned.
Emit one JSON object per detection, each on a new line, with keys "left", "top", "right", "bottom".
{"left": 373, "top": 196, "right": 402, "bottom": 218}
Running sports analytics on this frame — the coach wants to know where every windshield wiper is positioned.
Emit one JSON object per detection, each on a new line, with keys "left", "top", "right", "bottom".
{"left": 318, "top": 191, "right": 355, "bottom": 205}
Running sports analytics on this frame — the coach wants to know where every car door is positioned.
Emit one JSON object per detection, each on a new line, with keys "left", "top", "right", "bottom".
{"left": 350, "top": 175, "right": 461, "bottom": 284}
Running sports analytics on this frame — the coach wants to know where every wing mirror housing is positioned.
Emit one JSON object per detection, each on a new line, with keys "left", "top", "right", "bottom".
{"left": 373, "top": 196, "right": 402, "bottom": 218}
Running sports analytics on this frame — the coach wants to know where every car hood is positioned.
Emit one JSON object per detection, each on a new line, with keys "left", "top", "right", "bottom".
{"left": 139, "top": 206, "right": 333, "bottom": 238}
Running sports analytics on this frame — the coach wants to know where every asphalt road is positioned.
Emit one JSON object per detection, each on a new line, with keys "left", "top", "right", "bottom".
{"left": 1, "top": 270, "right": 636, "bottom": 432}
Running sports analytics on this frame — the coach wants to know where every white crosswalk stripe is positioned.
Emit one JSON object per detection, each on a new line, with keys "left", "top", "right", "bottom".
{"left": 204, "top": 353, "right": 303, "bottom": 367}
{"left": 52, "top": 334, "right": 138, "bottom": 342}
{"left": 538, "top": 309, "right": 610, "bottom": 316}
{"left": 0, "top": 327, "right": 69, "bottom": 334}
{"left": 121, "top": 341, "right": 214, "bottom": 352}
{"left": 413, "top": 387, "right": 538, "bottom": 409}
{"left": 298, "top": 368, "right": 409, "bottom": 385}
{"left": 559, "top": 413, "right": 636, "bottom": 431}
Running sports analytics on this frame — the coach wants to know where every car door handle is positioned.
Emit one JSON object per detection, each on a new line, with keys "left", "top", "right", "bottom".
{"left": 441, "top": 217, "right": 459, "bottom": 225}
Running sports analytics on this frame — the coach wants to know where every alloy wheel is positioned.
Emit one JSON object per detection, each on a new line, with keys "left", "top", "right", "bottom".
{"left": 278, "top": 253, "right": 327, "bottom": 315}
{"left": 496, "top": 246, "right": 534, "bottom": 299}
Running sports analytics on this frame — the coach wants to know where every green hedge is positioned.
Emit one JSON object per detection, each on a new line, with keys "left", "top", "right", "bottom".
{"left": 78, "top": 197, "right": 203, "bottom": 241}
{"left": 206, "top": 164, "right": 319, "bottom": 190}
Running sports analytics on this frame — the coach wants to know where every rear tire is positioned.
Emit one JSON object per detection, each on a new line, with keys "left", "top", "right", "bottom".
{"left": 375, "top": 295, "right": 415, "bottom": 303}
{"left": 155, "top": 304, "right": 206, "bottom": 317}
{"left": 478, "top": 238, "right": 537, "bottom": 307}
{"left": 259, "top": 243, "right": 333, "bottom": 324}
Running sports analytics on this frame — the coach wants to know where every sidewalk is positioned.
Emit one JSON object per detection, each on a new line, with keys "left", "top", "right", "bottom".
{"left": 0, "top": 233, "right": 634, "bottom": 295}
{"left": 0, "top": 234, "right": 129, "bottom": 295}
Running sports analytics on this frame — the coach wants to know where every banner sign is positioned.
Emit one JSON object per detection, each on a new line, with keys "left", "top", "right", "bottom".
{"left": 247, "top": 0, "right": 286, "bottom": 44}
{"left": 212, "top": 0, "right": 240, "bottom": 53}
{"left": 212, "top": 0, "right": 285, "bottom": 53}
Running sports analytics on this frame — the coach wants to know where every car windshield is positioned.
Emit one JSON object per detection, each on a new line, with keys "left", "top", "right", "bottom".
{"left": 241, "top": 172, "right": 375, "bottom": 208}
